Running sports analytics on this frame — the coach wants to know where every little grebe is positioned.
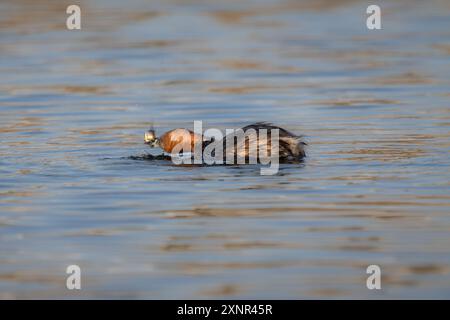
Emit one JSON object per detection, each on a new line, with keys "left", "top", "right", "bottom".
{"left": 144, "top": 122, "right": 306, "bottom": 160}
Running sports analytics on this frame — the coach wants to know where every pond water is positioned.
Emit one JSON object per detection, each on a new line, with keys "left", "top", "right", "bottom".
{"left": 1, "top": 0, "right": 450, "bottom": 298}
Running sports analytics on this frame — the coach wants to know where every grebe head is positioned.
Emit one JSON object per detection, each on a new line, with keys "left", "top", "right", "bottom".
{"left": 144, "top": 129, "right": 160, "bottom": 148}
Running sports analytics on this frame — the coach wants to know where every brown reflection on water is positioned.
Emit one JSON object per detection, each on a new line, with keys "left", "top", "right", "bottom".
{"left": 312, "top": 98, "right": 399, "bottom": 107}
{"left": 0, "top": 0, "right": 68, "bottom": 34}
{"left": 0, "top": 117, "right": 46, "bottom": 134}
{"left": 434, "top": 44, "right": 450, "bottom": 55}
{"left": 340, "top": 146, "right": 426, "bottom": 162}
{"left": 374, "top": 72, "right": 433, "bottom": 85}
{"left": 45, "top": 85, "right": 111, "bottom": 95}
{"left": 209, "top": 0, "right": 359, "bottom": 25}
{"left": 209, "top": 85, "right": 276, "bottom": 94}
{"left": 200, "top": 284, "right": 241, "bottom": 297}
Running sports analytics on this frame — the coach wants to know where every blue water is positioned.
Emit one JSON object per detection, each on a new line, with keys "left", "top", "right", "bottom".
{"left": 1, "top": 0, "right": 450, "bottom": 298}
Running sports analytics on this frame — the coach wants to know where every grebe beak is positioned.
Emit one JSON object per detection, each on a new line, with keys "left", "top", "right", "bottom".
{"left": 144, "top": 129, "right": 160, "bottom": 148}
{"left": 144, "top": 131, "right": 154, "bottom": 143}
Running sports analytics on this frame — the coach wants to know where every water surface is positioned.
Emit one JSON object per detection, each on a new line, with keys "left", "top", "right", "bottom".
{"left": 1, "top": 0, "right": 450, "bottom": 298}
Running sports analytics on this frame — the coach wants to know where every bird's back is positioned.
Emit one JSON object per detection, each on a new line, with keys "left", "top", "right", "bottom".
{"left": 222, "top": 122, "right": 305, "bottom": 160}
